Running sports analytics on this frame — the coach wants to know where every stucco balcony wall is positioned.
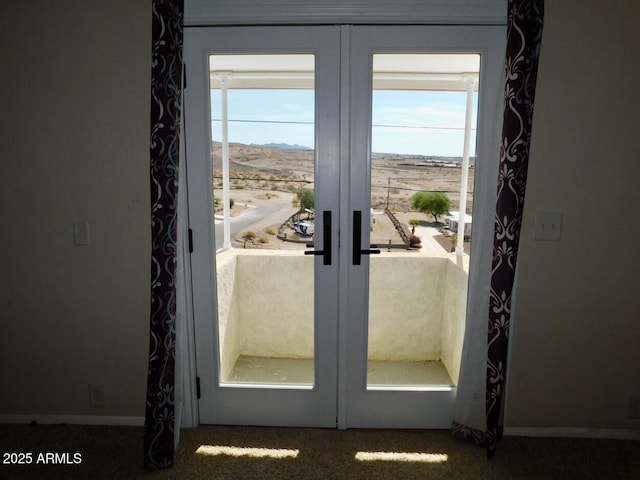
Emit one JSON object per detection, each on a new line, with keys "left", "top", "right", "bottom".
{"left": 215, "top": 249, "right": 468, "bottom": 384}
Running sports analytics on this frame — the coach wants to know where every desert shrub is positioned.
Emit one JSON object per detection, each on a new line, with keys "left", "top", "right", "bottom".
{"left": 409, "top": 234, "right": 422, "bottom": 247}
{"left": 411, "top": 191, "right": 451, "bottom": 224}
{"left": 265, "top": 228, "right": 276, "bottom": 236}
{"left": 215, "top": 197, "right": 234, "bottom": 209}
{"left": 258, "top": 236, "right": 269, "bottom": 244}
{"left": 296, "top": 188, "right": 314, "bottom": 211}
{"left": 450, "top": 232, "right": 471, "bottom": 246}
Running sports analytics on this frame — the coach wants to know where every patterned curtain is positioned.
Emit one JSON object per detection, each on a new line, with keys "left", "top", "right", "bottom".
{"left": 485, "top": 0, "right": 544, "bottom": 458}
{"left": 453, "top": 0, "right": 544, "bottom": 458}
{"left": 144, "top": 0, "right": 184, "bottom": 470}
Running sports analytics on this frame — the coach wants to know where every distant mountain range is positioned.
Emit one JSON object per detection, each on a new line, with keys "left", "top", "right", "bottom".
{"left": 224, "top": 141, "right": 473, "bottom": 164}
{"left": 252, "top": 142, "right": 313, "bottom": 150}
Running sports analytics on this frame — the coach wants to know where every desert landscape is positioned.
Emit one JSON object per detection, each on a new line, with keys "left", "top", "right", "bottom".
{"left": 211, "top": 142, "right": 474, "bottom": 252}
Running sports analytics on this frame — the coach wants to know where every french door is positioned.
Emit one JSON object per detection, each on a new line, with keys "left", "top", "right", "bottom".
{"left": 184, "top": 25, "right": 504, "bottom": 428}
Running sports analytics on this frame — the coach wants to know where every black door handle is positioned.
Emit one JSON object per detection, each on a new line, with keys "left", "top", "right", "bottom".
{"left": 353, "top": 210, "right": 381, "bottom": 265}
{"left": 304, "top": 210, "right": 332, "bottom": 266}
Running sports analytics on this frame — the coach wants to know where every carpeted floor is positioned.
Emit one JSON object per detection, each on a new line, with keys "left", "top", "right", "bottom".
{"left": 1, "top": 424, "right": 638, "bottom": 479}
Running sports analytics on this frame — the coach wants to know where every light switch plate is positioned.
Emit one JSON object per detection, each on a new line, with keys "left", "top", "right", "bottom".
{"left": 534, "top": 212, "right": 562, "bottom": 241}
{"left": 73, "top": 221, "right": 90, "bottom": 246}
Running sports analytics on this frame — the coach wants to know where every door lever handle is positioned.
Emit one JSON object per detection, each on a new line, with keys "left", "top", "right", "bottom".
{"left": 304, "top": 210, "right": 332, "bottom": 266}
{"left": 352, "top": 210, "right": 381, "bottom": 265}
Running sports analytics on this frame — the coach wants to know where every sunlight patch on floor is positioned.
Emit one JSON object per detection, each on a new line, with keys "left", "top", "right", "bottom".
{"left": 196, "top": 445, "right": 300, "bottom": 459}
{"left": 355, "top": 451, "right": 448, "bottom": 463}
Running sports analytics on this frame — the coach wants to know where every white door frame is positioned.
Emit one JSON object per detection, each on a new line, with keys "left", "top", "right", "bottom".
{"left": 184, "top": 25, "right": 342, "bottom": 427}
{"left": 179, "top": 4, "right": 507, "bottom": 429}
{"left": 183, "top": 23, "right": 504, "bottom": 429}
{"left": 184, "top": 0, "right": 507, "bottom": 27}
{"left": 341, "top": 24, "right": 505, "bottom": 428}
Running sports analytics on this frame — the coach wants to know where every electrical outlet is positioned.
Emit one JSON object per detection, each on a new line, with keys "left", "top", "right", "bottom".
{"left": 628, "top": 396, "right": 640, "bottom": 420}
{"left": 89, "top": 384, "right": 105, "bottom": 408}
{"left": 534, "top": 211, "right": 562, "bottom": 241}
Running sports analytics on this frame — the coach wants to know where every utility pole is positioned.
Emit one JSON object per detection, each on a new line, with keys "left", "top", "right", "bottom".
{"left": 386, "top": 176, "right": 390, "bottom": 209}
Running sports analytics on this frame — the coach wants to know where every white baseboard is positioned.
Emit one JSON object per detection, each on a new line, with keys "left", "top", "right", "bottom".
{"left": 2, "top": 417, "right": 637, "bottom": 439}
{"left": 0, "top": 414, "right": 144, "bottom": 427}
{"left": 505, "top": 426, "right": 640, "bottom": 441}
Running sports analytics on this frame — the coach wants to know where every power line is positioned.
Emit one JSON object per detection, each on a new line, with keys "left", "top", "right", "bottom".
{"left": 211, "top": 118, "right": 475, "bottom": 131}
{"left": 373, "top": 123, "right": 476, "bottom": 131}
{"left": 212, "top": 118, "right": 313, "bottom": 126}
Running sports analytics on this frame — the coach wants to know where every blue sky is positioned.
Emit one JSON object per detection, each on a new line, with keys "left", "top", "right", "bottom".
{"left": 211, "top": 89, "right": 478, "bottom": 157}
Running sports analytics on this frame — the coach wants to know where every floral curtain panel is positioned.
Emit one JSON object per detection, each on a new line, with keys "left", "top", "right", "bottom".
{"left": 144, "top": 0, "right": 184, "bottom": 469}
{"left": 486, "top": 0, "right": 544, "bottom": 457}
{"left": 453, "top": 0, "right": 544, "bottom": 458}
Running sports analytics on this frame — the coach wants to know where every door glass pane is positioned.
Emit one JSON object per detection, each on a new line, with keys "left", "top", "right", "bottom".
{"left": 209, "top": 54, "right": 316, "bottom": 386}
{"left": 367, "top": 54, "right": 480, "bottom": 389}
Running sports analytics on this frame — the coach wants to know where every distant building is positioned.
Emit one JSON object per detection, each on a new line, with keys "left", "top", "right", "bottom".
{"left": 446, "top": 211, "right": 472, "bottom": 235}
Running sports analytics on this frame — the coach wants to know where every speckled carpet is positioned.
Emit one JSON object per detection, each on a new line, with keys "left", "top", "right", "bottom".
{"left": 1, "top": 424, "right": 638, "bottom": 479}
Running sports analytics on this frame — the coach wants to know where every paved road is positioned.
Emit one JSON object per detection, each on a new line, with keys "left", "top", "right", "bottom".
{"left": 215, "top": 202, "right": 289, "bottom": 250}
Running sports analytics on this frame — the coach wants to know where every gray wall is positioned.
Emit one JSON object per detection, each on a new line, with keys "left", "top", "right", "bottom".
{"left": 1, "top": 0, "right": 638, "bottom": 429}
{"left": 505, "top": 0, "right": 640, "bottom": 430}
{"left": 0, "top": 1, "right": 151, "bottom": 417}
